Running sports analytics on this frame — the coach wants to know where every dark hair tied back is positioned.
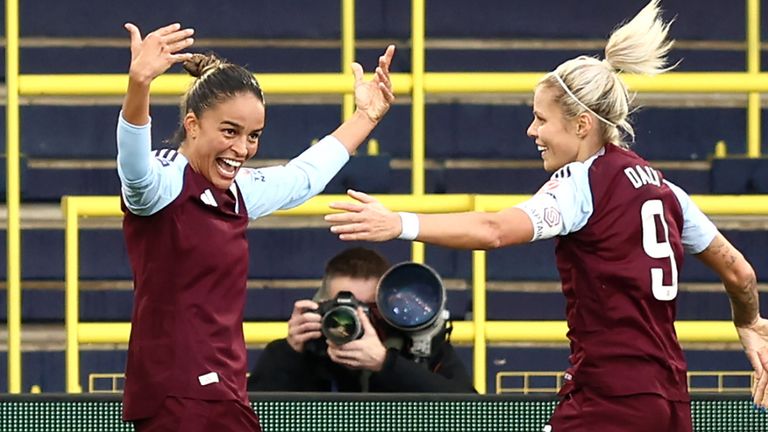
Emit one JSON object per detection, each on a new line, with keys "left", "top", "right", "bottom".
{"left": 169, "top": 52, "right": 265, "bottom": 146}
{"left": 182, "top": 53, "right": 223, "bottom": 78}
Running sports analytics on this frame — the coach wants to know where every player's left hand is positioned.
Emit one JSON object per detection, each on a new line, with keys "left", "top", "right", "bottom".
{"left": 326, "top": 189, "right": 401, "bottom": 242}
{"left": 735, "top": 317, "right": 768, "bottom": 407}
{"left": 327, "top": 307, "right": 387, "bottom": 371}
{"left": 352, "top": 45, "right": 396, "bottom": 123}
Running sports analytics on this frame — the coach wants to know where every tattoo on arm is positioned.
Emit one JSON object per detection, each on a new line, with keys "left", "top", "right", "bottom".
{"left": 730, "top": 274, "right": 759, "bottom": 327}
{"left": 710, "top": 236, "right": 760, "bottom": 327}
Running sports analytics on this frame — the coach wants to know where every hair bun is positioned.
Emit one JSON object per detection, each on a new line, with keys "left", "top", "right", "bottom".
{"left": 183, "top": 53, "right": 223, "bottom": 78}
{"left": 601, "top": 58, "right": 618, "bottom": 73}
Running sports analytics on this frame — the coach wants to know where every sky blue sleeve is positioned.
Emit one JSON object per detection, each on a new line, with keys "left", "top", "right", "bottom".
{"left": 664, "top": 180, "right": 718, "bottom": 254}
{"left": 237, "top": 135, "right": 350, "bottom": 219}
{"left": 116, "top": 113, "right": 184, "bottom": 216}
{"left": 546, "top": 161, "right": 595, "bottom": 235}
{"left": 514, "top": 160, "right": 595, "bottom": 241}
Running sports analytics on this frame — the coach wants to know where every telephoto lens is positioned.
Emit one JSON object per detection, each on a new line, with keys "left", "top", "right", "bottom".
{"left": 376, "top": 262, "right": 445, "bottom": 331}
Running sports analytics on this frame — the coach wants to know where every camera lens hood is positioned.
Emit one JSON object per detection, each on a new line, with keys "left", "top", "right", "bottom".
{"left": 376, "top": 262, "right": 446, "bottom": 332}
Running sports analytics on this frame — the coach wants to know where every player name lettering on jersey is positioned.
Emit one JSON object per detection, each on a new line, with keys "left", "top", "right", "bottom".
{"left": 623, "top": 165, "right": 660, "bottom": 189}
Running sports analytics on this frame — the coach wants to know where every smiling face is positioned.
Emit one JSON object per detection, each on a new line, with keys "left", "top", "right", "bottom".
{"left": 526, "top": 85, "right": 583, "bottom": 173}
{"left": 181, "top": 92, "right": 265, "bottom": 190}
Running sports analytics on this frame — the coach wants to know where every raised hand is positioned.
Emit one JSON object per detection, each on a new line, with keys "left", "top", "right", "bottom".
{"left": 325, "top": 189, "right": 402, "bottom": 241}
{"left": 326, "top": 307, "right": 387, "bottom": 371}
{"left": 124, "top": 22, "right": 195, "bottom": 84}
{"left": 352, "top": 45, "right": 396, "bottom": 123}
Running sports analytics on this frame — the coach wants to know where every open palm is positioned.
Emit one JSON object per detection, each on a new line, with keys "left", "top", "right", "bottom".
{"left": 124, "top": 22, "right": 195, "bottom": 83}
{"left": 352, "top": 45, "right": 396, "bottom": 122}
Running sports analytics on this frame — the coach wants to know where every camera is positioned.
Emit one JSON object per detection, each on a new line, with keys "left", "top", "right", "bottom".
{"left": 314, "top": 291, "right": 370, "bottom": 345}
{"left": 306, "top": 262, "right": 450, "bottom": 360}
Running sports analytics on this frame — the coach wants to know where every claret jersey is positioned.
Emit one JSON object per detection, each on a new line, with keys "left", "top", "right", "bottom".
{"left": 116, "top": 114, "right": 349, "bottom": 420}
{"left": 517, "top": 144, "right": 717, "bottom": 400}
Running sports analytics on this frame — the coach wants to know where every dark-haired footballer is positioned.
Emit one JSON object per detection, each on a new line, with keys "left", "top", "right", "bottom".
{"left": 117, "top": 21, "right": 395, "bottom": 431}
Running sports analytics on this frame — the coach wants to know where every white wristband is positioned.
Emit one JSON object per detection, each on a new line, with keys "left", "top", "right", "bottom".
{"left": 397, "top": 212, "right": 420, "bottom": 240}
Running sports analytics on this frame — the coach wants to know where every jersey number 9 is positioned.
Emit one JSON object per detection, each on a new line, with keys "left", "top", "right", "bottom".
{"left": 641, "top": 199, "right": 678, "bottom": 301}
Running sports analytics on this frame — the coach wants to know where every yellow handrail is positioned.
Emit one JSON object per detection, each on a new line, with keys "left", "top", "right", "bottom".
{"left": 410, "top": 0, "right": 427, "bottom": 264}
{"left": 18, "top": 73, "right": 415, "bottom": 96}
{"left": 5, "top": 0, "right": 21, "bottom": 394}
{"left": 496, "top": 370, "right": 752, "bottom": 394}
{"left": 75, "top": 320, "right": 739, "bottom": 345}
{"left": 341, "top": 0, "right": 355, "bottom": 121}
{"left": 424, "top": 72, "right": 768, "bottom": 93}
{"left": 747, "top": 0, "right": 761, "bottom": 157}
{"left": 17, "top": 71, "right": 768, "bottom": 96}
{"left": 86, "top": 369, "right": 753, "bottom": 394}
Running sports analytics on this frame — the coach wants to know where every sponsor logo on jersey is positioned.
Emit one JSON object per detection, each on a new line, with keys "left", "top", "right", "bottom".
{"left": 543, "top": 207, "right": 561, "bottom": 228}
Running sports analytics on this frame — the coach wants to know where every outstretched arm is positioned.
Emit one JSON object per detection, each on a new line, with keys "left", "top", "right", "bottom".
{"left": 694, "top": 233, "right": 767, "bottom": 406}
{"left": 121, "top": 22, "right": 194, "bottom": 125}
{"left": 330, "top": 46, "right": 396, "bottom": 154}
{"left": 325, "top": 190, "right": 534, "bottom": 249}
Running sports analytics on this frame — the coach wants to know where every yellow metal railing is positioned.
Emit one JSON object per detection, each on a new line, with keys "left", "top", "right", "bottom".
{"left": 688, "top": 371, "right": 754, "bottom": 393}
{"left": 86, "top": 369, "right": 752, "bottom": 394}
{"left": 747, "top": 0, "right": 762, "bottom": 157}
{"left": 6, "top": 0, "right": 764, "bottom": 393}
{"left": 88, "top": 373, "right": 125, "bottom": 394}
{"left": 63, "top": 194, "right": 768, "bottom": 393}
{"left": 496, "top": 371, "right": 753, "bottom": 395}
{"left": 5, "top": 0, "right": 21, "bottom": 394}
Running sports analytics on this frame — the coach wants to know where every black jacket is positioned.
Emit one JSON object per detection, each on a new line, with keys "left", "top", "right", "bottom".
{"left": 247, "top": 338, "right": 476, "bottom": 393}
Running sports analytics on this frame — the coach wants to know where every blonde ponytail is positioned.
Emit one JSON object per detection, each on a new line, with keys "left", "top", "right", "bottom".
{"left": 540, "top": 0, "right": 675, "bottom": 148}
{"left": 604, "top": 0, "right": 675, "bottom": 75}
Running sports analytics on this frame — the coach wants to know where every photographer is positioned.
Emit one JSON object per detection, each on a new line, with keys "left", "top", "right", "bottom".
{"left": 247, "top": 247, "right": 476, "bottom": 393}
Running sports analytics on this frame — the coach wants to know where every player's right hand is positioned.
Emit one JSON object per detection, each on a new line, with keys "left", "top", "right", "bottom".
{"left": 286, "top": 300, "right": 322, "bottom": 353}
{"left": 735, "top": 317, "right": 768, "bottom": 407}
{"left": 325, "top": 189, "right": 402, "bottom": 242}
{"left": 124, "top": 22, "right": 195, "bottom": 84}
